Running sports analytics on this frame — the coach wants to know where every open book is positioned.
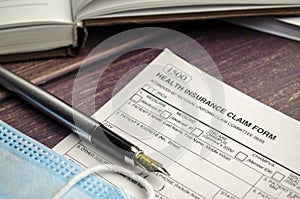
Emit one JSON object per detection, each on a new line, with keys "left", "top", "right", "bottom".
{"left": 1, "top": 0, "right": 300, "bottom": 62}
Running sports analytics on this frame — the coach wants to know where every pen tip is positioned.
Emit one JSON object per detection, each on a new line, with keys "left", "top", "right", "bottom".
{"left": 134, "top": 152, "right": 170, "bottom": 176}
{"left": 154, "top": 165, "right": 170, "bottom": 176}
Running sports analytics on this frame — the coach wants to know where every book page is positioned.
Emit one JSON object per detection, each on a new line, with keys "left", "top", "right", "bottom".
{"left": 0, "top": 0, "right": 73, "bottom": 29}
{"left": 82, "top": 5, "right": 300, "bottom": 20}
{"left": 226, "top": 17, "right": 300, "bottom": 42}
{"left": 277, "top": 17, "right": 300, "bottom": 27}
{"left": 76, "top": 0, "right": 300, "bottom": 20}
{"left": 71, "top": 0, "right": 92, "bottom": 17}
{"left": 54, "top": 49, "right": 300, "bottom": 199}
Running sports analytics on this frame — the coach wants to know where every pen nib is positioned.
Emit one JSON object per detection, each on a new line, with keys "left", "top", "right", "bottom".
{"left": 134, "top": 152, "right": 170, "bottom": 176}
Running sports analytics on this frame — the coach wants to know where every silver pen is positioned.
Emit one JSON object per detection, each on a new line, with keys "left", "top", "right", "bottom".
{"left": 0, "top": 65, "right": 169, "bottom": 176}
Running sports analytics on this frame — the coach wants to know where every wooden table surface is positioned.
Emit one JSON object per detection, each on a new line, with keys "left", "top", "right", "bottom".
{"left": 0, "top": 20, "right": 299, "bottom": 149}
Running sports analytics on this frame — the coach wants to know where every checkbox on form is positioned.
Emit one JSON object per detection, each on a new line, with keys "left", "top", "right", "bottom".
{"left": 161, "top": 111, "right": 172, "bottom": 119}
{"left": 272, "top": 172, "right": 285, "bottom": 182}
{"left": 130, "top": 94, "right": 142, "bottom": 103}
{"left": 235, "top": 151, "right": 248, "bottom": 162}
{"left": 191, "top": 128, "right": 204, "bottom": 137}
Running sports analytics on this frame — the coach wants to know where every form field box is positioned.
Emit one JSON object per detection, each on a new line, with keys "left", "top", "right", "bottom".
{"left": 130, "top": 94, "right": 142, "bottom": 103}
{"left": 161, "top": 110, "right": 172, "bottom": 119}
{"left": 191, "top": 128, "right": 204, "bottom": 137}
{"left": 235, "top": 152, "right": 248, "bottom": 162}
{"left": 272, "top": 172, "right": 285, "bottom": 182}
{"left": 143, "top": 85, "right": 154, "bottom": 92}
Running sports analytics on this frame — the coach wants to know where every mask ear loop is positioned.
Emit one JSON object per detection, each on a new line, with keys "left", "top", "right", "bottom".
{"left": 52, "top": 164, "right": 155, "bottom": 199}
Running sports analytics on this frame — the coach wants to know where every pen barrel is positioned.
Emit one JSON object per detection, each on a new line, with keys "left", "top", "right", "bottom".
{"left": 0, "top": 65, "right": 137, "bottom": 164}
{"left": 91, "top": 124, "right": 136, "bottom": 162}
{"left": 0, "top": 66, "right": 169, "bottom": 174}
{"left": 0, "top": 66, "right": 95, "bottom": 141}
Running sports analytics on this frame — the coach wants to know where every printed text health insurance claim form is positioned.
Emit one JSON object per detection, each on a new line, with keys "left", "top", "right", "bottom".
{"left": 54, "top": 49, "right": 300, "bottom": 199}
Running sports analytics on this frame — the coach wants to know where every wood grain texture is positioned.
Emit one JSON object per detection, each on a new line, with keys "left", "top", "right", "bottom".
{"left": 0, "top": 20, "right": 299, "bottom": 148}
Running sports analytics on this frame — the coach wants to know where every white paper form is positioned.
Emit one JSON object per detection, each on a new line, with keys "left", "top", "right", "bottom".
{"left": 54, "top": 49, "right": 300, "bottom": 199}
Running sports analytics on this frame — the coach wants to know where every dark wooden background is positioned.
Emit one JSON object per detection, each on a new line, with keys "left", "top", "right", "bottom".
{"left": 0, "top": 20, "right": 299, "bottom": 148}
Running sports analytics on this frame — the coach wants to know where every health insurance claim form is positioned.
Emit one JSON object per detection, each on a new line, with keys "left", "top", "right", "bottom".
{"left": 54, "top": 49, "right": 300, "bottom": 199}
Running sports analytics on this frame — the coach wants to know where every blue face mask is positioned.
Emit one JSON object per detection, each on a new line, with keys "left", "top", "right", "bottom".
{"left": 0, "top": 120, "right": 127, "bottom": 199}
